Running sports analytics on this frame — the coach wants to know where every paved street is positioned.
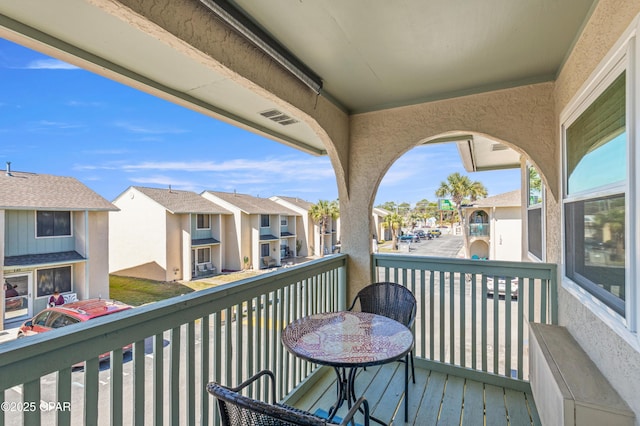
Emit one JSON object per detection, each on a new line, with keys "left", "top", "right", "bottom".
{"left": 385, "top": 232, "right": 464, "bottom": 258}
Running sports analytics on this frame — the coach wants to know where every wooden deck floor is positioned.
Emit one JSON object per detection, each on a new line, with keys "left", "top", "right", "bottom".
{"left": 289, "top": 363, "right": 541, "bottom": 425}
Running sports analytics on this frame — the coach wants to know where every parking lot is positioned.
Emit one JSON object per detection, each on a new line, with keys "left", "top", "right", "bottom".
{"left": 389, "top": 232, "right": 464, "bottom": 258}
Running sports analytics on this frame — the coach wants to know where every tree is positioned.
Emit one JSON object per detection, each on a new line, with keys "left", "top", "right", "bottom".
{"left": 435, "top": 172, "right": 488, "bottom": 258}
{"left": 397, "top": 202, "right": 411, "bottom": 218}
{"left": 309, "top": 200, "right": 340, "bottom": 257}
{"left": 381, "top": 212, "right": 404, "bottom": 250}
{"left": 377, "top": 201, "right": 397, "bottom": 212}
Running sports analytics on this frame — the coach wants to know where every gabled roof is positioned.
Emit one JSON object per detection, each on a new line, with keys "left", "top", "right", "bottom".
{"left": 204, "top": 191, "right": 299, "bottom": 216}
{"left": 373, "top": 207, "right": 391, "bottom": 216}
{"left": 0, "top": 171, "right": 116, "bottom": 211}
{"left": 272, "top": 196, "right": 314, "bottom": 211}
{"left": 467, "top": 190, "right": 521, "bottom": 208}
{"left": 130, "top": 186, "right": 231, "bottom": 215}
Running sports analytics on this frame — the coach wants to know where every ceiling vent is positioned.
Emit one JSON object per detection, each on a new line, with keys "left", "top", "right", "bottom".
{"left": 491, "top": 143, "right": 509, "bottom": 151}
{"left": 260, "top": 109, "right": 299, "bottom": 126}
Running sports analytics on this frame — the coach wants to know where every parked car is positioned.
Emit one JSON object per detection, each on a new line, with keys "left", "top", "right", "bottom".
{"left": 486, "top": 276, "right": 519, "bottom": 299}
{"left": 404, "top": 234, "right": 420, "bottom": 243}
{"left": 398, "top": 235, "right": 415, "bottom": 243}
{"left": 428, "top": 229, "right": 442, "bottom": 237}
{"left": 17, "top": 299, "right": 133, "bottom": 363}
{"left": 414, "top": 230, "right": 428, "bottom": 239}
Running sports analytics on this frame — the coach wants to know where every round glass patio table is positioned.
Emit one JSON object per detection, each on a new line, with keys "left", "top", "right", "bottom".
{"left": 282, "top": 311, "right": 413, "bottom": 425}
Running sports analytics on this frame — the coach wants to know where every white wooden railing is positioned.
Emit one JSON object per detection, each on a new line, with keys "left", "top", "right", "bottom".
{"left": 372, "top": 254, "right": 557, "bottom": 390}
{"left": 0, "top": 255, "right": 347, "bottom": 426}
{"left": 0, "top": 253, "right": 559, "bottom": 425}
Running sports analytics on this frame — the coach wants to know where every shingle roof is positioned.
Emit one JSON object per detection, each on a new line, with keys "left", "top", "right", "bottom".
{"left": 4, "top": 251, "right": 86, "bottom": 267}
{"left": 0, "top": 171, "right": 116, "bottom": 211}
{"left": 133, "top": 187, "right": 231, "bottom": 214}
{"left": 204, "top": 191, "right": 299, "bottom": 216}
{"left": 273, "top": 196, "right": 314, "bottom": 211}
{"left": 259, "top": 234, "right": 279, "bottom": 241}
{"left": 192, "top": 238, "right": 221, "bottom": 246}
{"left": 470, "top": 190, "right": 521, "bottom": 208}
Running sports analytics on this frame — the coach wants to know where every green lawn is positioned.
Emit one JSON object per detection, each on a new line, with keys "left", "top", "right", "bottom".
{"left": 109, "top": 271, "right": 263, "bottom": 306}
{"left": 109, "top": 275, "right": 195, "bottom": 306}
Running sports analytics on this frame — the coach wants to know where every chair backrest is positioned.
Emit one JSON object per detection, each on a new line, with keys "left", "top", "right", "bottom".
{"left": 208, "top": 382, "right": 330, "bottom": 426}
{"left": 351, "top": 282, "right": 416, "bottom": 328}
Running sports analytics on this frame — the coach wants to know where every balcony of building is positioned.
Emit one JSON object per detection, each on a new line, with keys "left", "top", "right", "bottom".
{"left": 0, "top": 253, "right": 556, "bottom": 425}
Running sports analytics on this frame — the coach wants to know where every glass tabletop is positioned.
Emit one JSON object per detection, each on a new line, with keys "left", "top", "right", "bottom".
{"left": 282, "top": 311, "right": 413, "bottom": 368}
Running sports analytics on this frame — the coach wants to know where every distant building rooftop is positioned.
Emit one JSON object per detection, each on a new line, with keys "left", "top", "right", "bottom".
{"left": 127, "top": 186, "right": 231, "bottom": 215}
{"left": 467, "top": 190, "right": 521, "bottom": 208}
{"left": 205, "top": 191, "right": 299, "bottom": 216}
{"left": 0, "top": 169, "right": 116, "bottom": 211}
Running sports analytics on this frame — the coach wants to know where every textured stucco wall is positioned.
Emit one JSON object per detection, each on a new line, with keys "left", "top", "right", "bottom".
{"left": 342, "top": 83, "right": 556, "bottom": 296}
{"left": 492, "top": 207, "right": 522, "bottom": 261}
{"left": 86, "top": 211, "right": 111, "bottom": 299}
{"left": 109, "top": 188, "right": 168, "bottom": 278}
{"left": 552, "top": 0, "right": 640, "bottom": 421}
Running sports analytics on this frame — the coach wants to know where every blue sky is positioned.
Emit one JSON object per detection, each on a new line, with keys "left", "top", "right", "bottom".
{"left": 0, "top": 38, "right": 520, "bottom": 206}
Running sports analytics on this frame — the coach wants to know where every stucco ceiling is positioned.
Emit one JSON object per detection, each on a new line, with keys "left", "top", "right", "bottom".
{"left": 0, "top": 0, "right": 596, "bottom": 157}
{"left": 230, "top": 0, "right": 596, "bottom": 113}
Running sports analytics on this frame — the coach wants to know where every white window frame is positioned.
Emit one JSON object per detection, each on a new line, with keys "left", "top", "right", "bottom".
{"left": 35, "top": 210, "right": 73, "bottom": 239}
{"left": 196, "top": 214, "right": 211, "bottom": 230}
{"left": 560, "top": 22, "right": 640, "bottom": 350}
{"left": 526, "top": 163, "right": 545, "bottom": 262}
{"left": 35, "top": 265, "right": 73, "bottom": 298}
{"left": 281, "top": 217, "right": 288, "bottom": 227}
{"left": 195, "top": 247, "right": 211, "bottom": 265}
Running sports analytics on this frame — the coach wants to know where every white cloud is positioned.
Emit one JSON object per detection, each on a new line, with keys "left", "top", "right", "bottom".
{"left": 81, "top": 149, "right": 129, "bottom": 155}
{"left": 25, "top": 59, "right": 79, "bottom": 70}
{"left": 114, "top": 121, "right": 188, "bottom": 135}
{"left": 119, "top": 156, "right": 334, "bottom": 180}
{"left": 66, "top": 100, "right": 105, "bottom": 108}
{"left": 128, "top": 175, "right": 200, "bottom": 190}
{"left": 28, "top": 120, "right": 85, "bottom": 132}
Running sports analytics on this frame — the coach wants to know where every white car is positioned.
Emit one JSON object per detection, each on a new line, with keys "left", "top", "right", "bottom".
{"left": 486, "top": 276, "right": 519, "bottom": 299}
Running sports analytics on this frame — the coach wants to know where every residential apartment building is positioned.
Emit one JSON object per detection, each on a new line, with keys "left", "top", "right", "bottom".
{"left": 202, "top": 191, "right": 299, "bottom": 270}
{"left": 0, "top": 167, "right": 116, "bottom": 330}
{"left": 372, "top": 207, "right": 391, "bottom": 242}
{"left": 109, "top": 186, "right": 231, "bottom": 282}
{"left": 270, "top": 196, "right": 313, "bottom": 257}
{"left": 461, "top": 190, "right": 522, "bottom": 261}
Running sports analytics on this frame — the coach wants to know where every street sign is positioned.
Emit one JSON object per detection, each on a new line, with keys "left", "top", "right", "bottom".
{"left": 438, "top": 199, "right": 454, "bottom": 211}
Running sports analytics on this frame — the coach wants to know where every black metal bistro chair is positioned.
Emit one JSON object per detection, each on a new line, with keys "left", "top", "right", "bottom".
{"left": 207, "top": 370, "right": 370, "bottom": 426}
{"left": 348, "top": 282, "right": 416, "bottom": 421}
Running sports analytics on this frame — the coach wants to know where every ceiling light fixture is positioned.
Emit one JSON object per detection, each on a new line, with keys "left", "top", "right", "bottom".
{"left": 199, "top": 0, "right": 323, "bottom": 94}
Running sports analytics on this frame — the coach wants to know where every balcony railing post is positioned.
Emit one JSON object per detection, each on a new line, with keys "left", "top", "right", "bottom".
{"left": 338, "top": 262, "right": 347, "bottom": 311}
{"left": 372, "top": 253, "right": 558, "bottom": 384}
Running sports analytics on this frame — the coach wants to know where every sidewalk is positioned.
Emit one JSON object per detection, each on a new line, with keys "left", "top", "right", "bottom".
{"left": 0, "top": 326, "right": 18, "bottom": 344}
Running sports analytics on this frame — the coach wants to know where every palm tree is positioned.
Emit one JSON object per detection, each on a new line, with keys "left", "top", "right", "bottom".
{"left": 381, "top": 212, "right": 404, "bottom": 250}
{"left": 309, "top": 199, "right": 340, "bottom": 257}
{"left": 435, "top": 172, "right": 487, "bottom": 258}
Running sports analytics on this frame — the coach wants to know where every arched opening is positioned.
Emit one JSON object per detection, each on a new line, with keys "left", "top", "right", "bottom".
{"left": 469, "top": 240, "right": 490, "bottom": 260}
{"left": 469, "top": 210, "right": 490, "bottom": 237}
{"left": 372, "top": 135, "right": 526, "bottom": 260}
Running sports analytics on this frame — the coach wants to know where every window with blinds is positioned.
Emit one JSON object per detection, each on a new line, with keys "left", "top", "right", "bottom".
{"left": 566, "top": 72, "right": 626, "bottom": 195}
{"left": 564, "top": 70, "right": 627, "bottom": 317}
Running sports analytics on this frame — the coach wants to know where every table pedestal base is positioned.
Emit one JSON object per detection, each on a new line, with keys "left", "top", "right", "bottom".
{"left": 327, "top": 367, "right": 387, "bottom": 426}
